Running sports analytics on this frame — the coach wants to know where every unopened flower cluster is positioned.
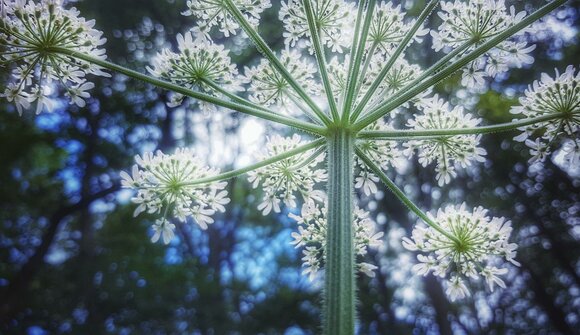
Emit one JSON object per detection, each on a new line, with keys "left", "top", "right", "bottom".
{"left": 290, "top": 199, "right": 384, "bottom": 280}
{"left": 120, "top": 148, "right": 230, "bottom": 244}
{"left": 0, "top": 0, "right": 108, "bottom": 115}
{"left": 402, "top": 203, "right": 519, "bottom": 301}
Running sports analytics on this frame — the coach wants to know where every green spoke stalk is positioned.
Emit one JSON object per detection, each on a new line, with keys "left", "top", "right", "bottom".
{"left": 49, "top": 47, "right": 326, "bottom": 136}
{"left": 355, "top": 147, "right": 460, "bottom": 244}
{"left": 341, "top": 0, "right": 376, "bottom": 123}
{"left": 182, "top": 137, "right": 325, "bottom": 186}
{"left": 353, "top": 0, "right": 567, "bottom": 131}
{"left": 203, "top": 79, "right": 280, "bottom": 115}
{"left": 289, "top": 145, "right": 326, "bottom": 171}
{"left": 223, "top": 0, "right": 333, "bottom": 127}
{"left": 354, "top": 38, "right": 474, "bottom": 122}
{"left": 340, "top": 0, "right": 365, "bottom": 110}
{"left": 354, "top": 41, "right": 378, "bottom": 97}
{"left": 325, "top": 129, "right": 355, "bottom": 335}
{"left": 357, "top": 40, "right": 475, "bottom": 122}
{"left": 349, "top": 0, "right": 439, "bottom": 123}
{"left": 357, "top": 113, "right": 563, "bottom": 139}
{"left": 302, "top": 0, "right": 340, "bottom": 122}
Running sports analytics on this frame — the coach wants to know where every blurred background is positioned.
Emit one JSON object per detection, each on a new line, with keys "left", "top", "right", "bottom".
{"left": 0, "top": 0, "right": 579, "bottom": 334}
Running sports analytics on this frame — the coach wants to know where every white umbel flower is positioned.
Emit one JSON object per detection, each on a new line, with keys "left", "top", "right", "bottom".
{"left": 402, "top": 203, "right": 520, "bottom": 300}
{"left": 0, "top": 0, "right": 108, "bottom": 114}
{"left": 328, "top": 52, "right": 424, "bottom": 108}
{"left": 511, "top": 66, "right": 580, "bottom": 163}
{"left": 279, "top": 0, "right": 354, "bottom": 53}
{"left": 147, "top": 32, "right": 240, "bottom": 113}
{"left": 244, "top": 49, "right": 319, "bottom": 107}
{"left": 432, "top": 0, "right": 526, "bottom": 50}
{"left": 364, "top": 54, "right": 425, "bottom": 106}
{"left": 431, "top": 0, "right": 534, "bottom": 89}
{"left": 404, "top": 95, "right": 487, "bottom": 186}
{"left": 183, "top": 0, "right": 271, "bottom": 37}
{"left": 289, "top": 199, "right": 383, "bottom": 279}
{"left": 248, "top": 134, "right": 327, "bottom": 215}
{"left": 369, "top": 2, "right": 428, "bottom": 53}
{"left": 120, "top": 148, "right": 230, "bottom": 233}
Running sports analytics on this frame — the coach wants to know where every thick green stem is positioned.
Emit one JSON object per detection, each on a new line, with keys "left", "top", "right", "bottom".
{"left": 49, "top": 47, "right": 326, "bottom": 136}
{"left": 325, "top": 129, "right": 355, "bottom": 335}
{"left": 357, "top": 113, "right": 563, "bottom": 139}
{"left": 353, "top": 0, "right": 568, "bottom": 131}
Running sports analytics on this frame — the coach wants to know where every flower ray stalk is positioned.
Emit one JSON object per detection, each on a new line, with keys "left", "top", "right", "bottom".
{"left": 48, "top": 47, "right": 326, "bottom": 135}
{"left": 181, "top": 137, "right": 326, "bottom": 186}
{"left": 349, "top": 0, "right": 439, "bottom": 123}
{"left": 353, "top": 0, "right": 568, "bottom": 131}
{"left": 202, "top": 78, "right": 278, "bottom": 114}
{"left": 355, "top": 147, "right": 461, "bottom": 244}
{"left": 223, "top": 0, "right": 333, "bottom": 126}
{"left": 354, "top": 38, "right": 474, "bottom": 122}
{"left": 357, "top": 113, "right": 564, "bottom": 139}
{"left": 325, "top": 130, "right": 355, "bottom": 335}
{"left": 341, "top": 0, "right": 366, "bottom": 113}
{"left": 301, "top": 0, "right": 340, "bottom": 122}
{"left": 341, "top": 0, "right": 376, "bottom": 122}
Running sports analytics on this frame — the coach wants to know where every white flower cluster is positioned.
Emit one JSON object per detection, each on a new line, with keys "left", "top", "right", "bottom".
{"left": 356, "top": 119, "right": 402, "bottom": 196}
{"left": 365, "top": 56, "right": 425, "bottom": 106}
{"left": 248, "top": 134, "right": 327, "bottom": 215}
{"left": 402, "top": 203, "right": 519, "bottom": 301}
{"left": 280, "top": 0, "right": 354, "bottom": 52}
{"left": 369, "top": 2, "right": 429, "bottom": 53}
{"left": 0, "top": 0, "right": 108, "bottom": 115}
{"left": 183, "top": 0, "right": 271, "bottom": 37}
{"left": 290, "top": 199, "right": 383, "bottom": 280}
{"left": 244, "top": 50, "right": 319, "bottom": 107}
{"left": 432, "top": 0, "right": 535, "bottom": 90}
{"left": 511, "top": 66, "right": 580, "bottom": 164}
{"left": 327, "top": 54, "right": 424, "bottom": 108}
{"left": 404, "top": 95, "right": 487, "bottom": 186}
{"left": 147, "top": 32, "right": 240, "bottom": 113}
{"left": 120, "top": 148, "right": 230, "bottom": 243}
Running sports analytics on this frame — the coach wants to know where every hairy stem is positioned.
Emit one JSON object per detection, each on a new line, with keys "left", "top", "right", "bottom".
{"left": 357, "top": 113, "right": 563, "bottom": 139}
{"left": 355, "top": 148, "right": 459, "bottom": 243}
{"left": 325, "top": 130, "right": 355, "bottom": 335}
{"left": 49, "top": 47, "right": 326, "bottom": 135}
{"left": 353, "top": 0, "right": 567, "bottom": 131}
